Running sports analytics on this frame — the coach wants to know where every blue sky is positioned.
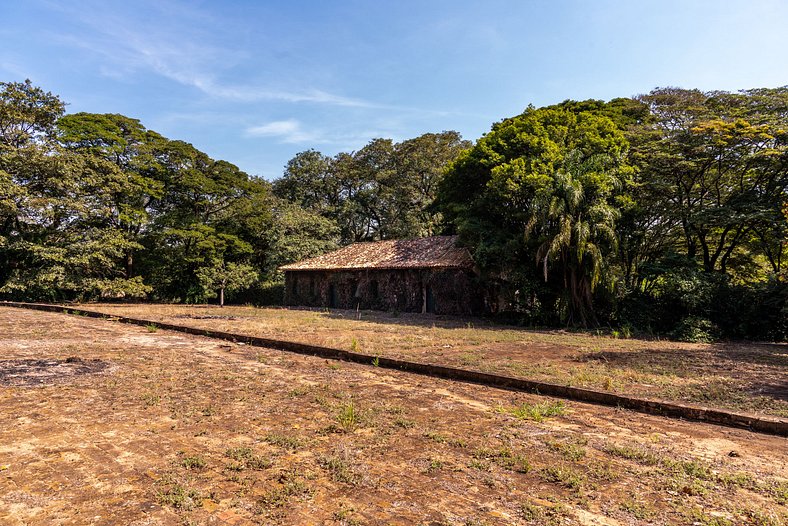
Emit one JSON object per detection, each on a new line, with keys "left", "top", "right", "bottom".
{"left": 2, "top": 0, "right": 787, "bottom": 179}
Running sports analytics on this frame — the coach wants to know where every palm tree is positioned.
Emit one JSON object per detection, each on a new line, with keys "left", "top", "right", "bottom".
{"left": 526, "top": 151, "right": 620, "bottom": 326}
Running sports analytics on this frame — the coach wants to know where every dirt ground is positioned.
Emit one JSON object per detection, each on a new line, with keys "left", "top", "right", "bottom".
{"left": 84, "top": 304, "right": 788, "bottom": 418}
{"left": 0, "top": 308, "right": 786, "bottom": 526}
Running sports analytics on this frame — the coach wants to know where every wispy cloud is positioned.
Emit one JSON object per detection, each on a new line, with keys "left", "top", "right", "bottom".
{"left": 43, "top": 1, "right": 382, "bottom": 109}
{"left": 245, "top": 119, "right": 400, "bottom": 149}
{"left": 246, "top": 119, "right": 317, "bottom": 143}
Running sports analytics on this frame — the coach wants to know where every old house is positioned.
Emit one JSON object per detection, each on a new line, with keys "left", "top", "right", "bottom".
{"left": 280, "top": 236, "right": 483, "bottom": 315}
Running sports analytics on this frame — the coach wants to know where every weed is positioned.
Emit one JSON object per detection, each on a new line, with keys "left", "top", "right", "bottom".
{"left": 540, "top": 464, "right": 585, "bottom": 490}
{"left": 619, "top": 499, "right": 656, "bottom": 520}
{"left": 156, "top": 480, "right": 201, "bottom": 510}
{"left": 426, "top": 458, "right": 444, "bottom": 473}
{"left": 473, "top": 447, "right": 530, "bottom": 473}
{"left": 333, "top": 503, "right": 363, "bottom": 526}
{"left": 547, "top": 440, "right": 586, "bottom": 461}
{"left": 146, "top": 324, "right": 159, "bottom": 333}
{"left": 265, "top": 433, "right": 306, "bottom": 451}
{"left": 180, "top": 455, "right": 207, "bottom": 470}
{"left": 424, "top": 431, "right": 447, "bottom": 443}
{"left": 519, "top": 502, "right": 569, "bottom": 525}
{"left": 336, "top": 402, "right": 359, "bottom": 432}
{"left": 142, "top": 392, "right": 160, "bottom": 406}
{"left": 371, "top": 356, "right": 380, "bottom": 367}
{"left": 503, "top": 400, "right": 567, "bottom": 422}
{"left": 603, "top": 443, "right": 660, "bottom": 465}
{"left": 350, "top": 338, "right": 360, "bottom": 353}
{"left": 258, "top": 471, "right": 312, "bottom": 511}
{"left": 319, "top": 450, "right": 361, "bottom": 485}
{"left": 393, "top": 417, "right": 415, "bottom": 429}
{"left": 224, "top": 447, "right": 271, "bottom": 470}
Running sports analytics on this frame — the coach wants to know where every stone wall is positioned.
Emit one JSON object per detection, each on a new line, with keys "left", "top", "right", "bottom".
{"left": 283, "top": 268, "right": 483, "bottom": 315}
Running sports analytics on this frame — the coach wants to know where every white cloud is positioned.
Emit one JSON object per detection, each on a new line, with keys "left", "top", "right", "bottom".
{"left": 245, "top": 119, "right": 317, "bottom": 143}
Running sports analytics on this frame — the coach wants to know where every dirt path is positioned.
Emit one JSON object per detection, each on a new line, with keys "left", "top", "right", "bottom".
{"left": 83, "top": 304, "right": 788, "bottom": 418}
{"left": 0, "top": 309, "right": 785, "bottom": 525}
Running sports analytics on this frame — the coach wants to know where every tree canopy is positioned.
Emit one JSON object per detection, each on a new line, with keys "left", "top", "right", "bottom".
{"left": 1, "top": 79, "right": 786, "bottom": 340}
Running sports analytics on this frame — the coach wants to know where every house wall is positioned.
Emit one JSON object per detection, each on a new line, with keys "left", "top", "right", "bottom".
{"left": 283, "top": 268, "right": 483, "bottom": 315}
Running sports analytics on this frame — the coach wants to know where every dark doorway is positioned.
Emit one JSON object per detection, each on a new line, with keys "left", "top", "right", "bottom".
{"left": 426, "top": 285, "right": 436, "bottom": 313}
{"left": 329, "top": 284, "right": 338, "bottom": 308}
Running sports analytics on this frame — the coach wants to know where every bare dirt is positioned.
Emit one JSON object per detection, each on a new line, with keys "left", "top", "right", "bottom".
{"left": 84, "top": 304, "right": 788, "bottom": 417}
{"left": 0, "top": 307, "right": 786, "bottom": 525}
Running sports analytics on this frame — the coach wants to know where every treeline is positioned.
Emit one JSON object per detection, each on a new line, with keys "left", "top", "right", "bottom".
{"left": 1, "top": 80, "right": 786, "bottom": 340}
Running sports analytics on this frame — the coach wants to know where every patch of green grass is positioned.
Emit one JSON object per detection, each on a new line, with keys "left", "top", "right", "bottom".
{"left": 519, "top": 502, "right": 569, "bottom": 525}
{"left": 336, "top": 402, "right": 359, "bottom": 432}
{"left": 540, "top": 464, "right": 586, "bottom": 490}
{"left": 257, "top": 471, "right": 312, "bottom": 511}
{"left": 423, "top": 431, "right": 447, "bottom": 443}
{"left": 156, "top": 480, "right": 201, "bottom": 510}
{"left": 393, "top": 417, "right": 415, "bottom": 429}
{"left": 426, "top": 457, "right": 444, "bottom": 473}
{"left": 180, "top": 455, "right": 207, "bottom": 470}
{"left": 619, "top": 498, "right": 656, "bottom": 520}
{"left": 319, "top": 455, "right": 361, "bottom": 485}
{"left": 265, "top": 433, "right": 306, "bottom": 451}
{"left": 502, "top": 400, "right": 567, "bottom": 422}
{"left": 141, "top": 392, "right": 160, "bottom": 406}
{"left": 224, "top": 447, "right": 271, "bottom": 471}
{"left": 473, "top": 447, "right": 530, "bottom": 473}
{"left": 602, "top": 443, "right": 661, "bottom": 465}
{"left": 547, "top": 439, "right": 586, "bottom": 461}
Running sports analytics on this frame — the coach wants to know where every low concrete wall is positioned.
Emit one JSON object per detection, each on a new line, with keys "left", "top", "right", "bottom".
{"left": 3, "top": 301, "right": 786, "bottom": 437}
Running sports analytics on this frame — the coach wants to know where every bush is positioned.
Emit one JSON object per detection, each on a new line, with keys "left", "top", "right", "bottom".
{"left": 231, "top": 280, "right": 284, "bottom": 306}
{"left": 671, "top": 316, "right": 718, "bottom": 343}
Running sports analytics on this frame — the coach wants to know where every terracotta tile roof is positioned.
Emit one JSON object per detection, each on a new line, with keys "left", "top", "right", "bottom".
{"left": 279, "top": 235, "right": 474, "bottom": 271}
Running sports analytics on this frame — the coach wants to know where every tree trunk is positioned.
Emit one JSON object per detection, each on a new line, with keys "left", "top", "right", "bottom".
{"left": 220, "top": 287, "right": 224, "bottom": 307}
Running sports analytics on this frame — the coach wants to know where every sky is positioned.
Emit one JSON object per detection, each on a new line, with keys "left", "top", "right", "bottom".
{"left": 2, "top": 0, "right": 787, "bottom": 179}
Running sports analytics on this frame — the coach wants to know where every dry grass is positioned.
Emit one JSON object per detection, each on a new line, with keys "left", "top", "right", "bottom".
{"left": 0, "top": 307, "right": 786, "bottom": 525}
{"left": 85, "top": 303, "right": 788, "bottom": 417}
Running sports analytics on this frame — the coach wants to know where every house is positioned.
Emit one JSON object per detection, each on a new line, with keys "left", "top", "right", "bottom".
{"left": 279, "top": 236, "right": 483, "bottom": 315}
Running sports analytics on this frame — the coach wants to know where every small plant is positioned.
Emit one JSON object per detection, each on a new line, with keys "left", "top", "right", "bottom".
{"left": 336, "top": 402, "right": 359, "bottom": 432}
{"left": 426, "top": 457, "right": 444, "bottom": 473}
{"left": 371, "top": 356, "right": 380, "bottom": 367}
{"left": 156, "top": 480, "right": 201, "bottom": 510}
{"left": 146, "top": 323, "right": 159, "bottom": 333}
{"left": 142, "top": 392, "right": 160, "bottom": 406}
{"left": 225, "top": 447, "right": 271, "bottom": 470}
{"left": 423, "top": 431, "right": 446, "bottom": 443}
{"left": 319, "top": 449, "right": 361, "bottom": 485}
{"left": 258, "top": 470, "right": 312, "bottom": 511}
{"left": 603, "top": 443, "right": 661, "bottom": 465}
{"left": 540, "top": 464, "right": 585, "bottom": 490}
{"left": 265, "top": 433, "right": 306, "bottom": 451}
{"left": 619, "top": 499, "right": 656, "bottom": 520}
{"left": 393, "top": 417, "right": 415, "bottom": 429}
{"left": 350, "top": 338, "right": 360, "bottom": 353}
{"left": 503, "top": 400, "right": 566, "bottom": 422}
{"left": 180, "top": 455, "right": 207, "bottom": 470}
{"left": 547, "top": 440, "right": 586, "bottom": 461}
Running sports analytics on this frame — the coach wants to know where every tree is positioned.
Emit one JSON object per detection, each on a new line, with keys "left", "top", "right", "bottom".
{"left": 197, "top": 260, "right": 257, "bottom": 307}
{"left": 273, "top": 132, "right": 468, "bottom": 244}
{"left": 634, "top": 87, "right": 788, "bottom": 275}
{"left": 440, "top": 106, "right": 631, "bottom": 325}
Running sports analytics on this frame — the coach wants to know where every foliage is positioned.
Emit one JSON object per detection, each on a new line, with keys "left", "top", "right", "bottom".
{"left": 197, "top": 260, "right": 258, "bottom": 306}
{"left": 1, "top": 79, "right": 786, "bottom": 341}
{"left": 273, "top": 131, "right": 469, "bottom": 243}
{"left": 440, "top": 106, "right": 631, "bottom": 325}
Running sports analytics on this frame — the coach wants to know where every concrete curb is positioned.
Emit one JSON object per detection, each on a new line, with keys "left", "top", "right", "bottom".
{"left": 3, "top": 301, "right": 787, "bottom": 437}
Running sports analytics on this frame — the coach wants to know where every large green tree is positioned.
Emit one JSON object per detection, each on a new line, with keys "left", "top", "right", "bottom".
{"left": 440, "top": 106, "right": 631, "bottom": 325}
